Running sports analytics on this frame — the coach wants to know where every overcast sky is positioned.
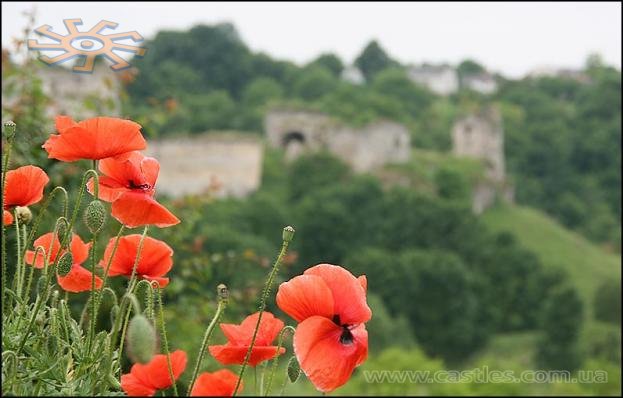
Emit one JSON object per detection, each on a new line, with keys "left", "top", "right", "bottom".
{"left": 2, "top": 1, "right": 621, "bottom": 78}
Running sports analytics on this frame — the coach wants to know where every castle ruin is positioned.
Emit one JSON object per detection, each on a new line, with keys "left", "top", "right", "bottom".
{"left": 265, "top": 109, "right": 411, "bottom": 172}
{"left": 452, "top": 106, "right": 513, "bottom": 213}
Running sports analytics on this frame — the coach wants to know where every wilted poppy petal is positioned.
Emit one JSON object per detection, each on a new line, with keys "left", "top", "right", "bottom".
{"left": 190, "top": 369, "right": 242, "bottom": 397}
{"left": 4, "top": 165, "right": 49, "bottom": 207}
{"left": 3, "top": 210, "right": 13, "bottom": 225}
{"left": 209, "top": 344, "right": 285, "bottom": 367}
{"left": 305, "top": 264, "right": 371, "bottom": 325}
{"left": 121, "top": 373, "right": 157, "bottom": 397}
{"left": 276, "top": 274, "right": 334, "bottom": 323}
{"left": 111, "top": 192, "right": 180, "bottom": 228}
{"left": 25, "top": 232, "right": 61, "bottom": 269}
{"left": 293, "top": 316, "right": 368, "bottom": 393}
{"left": 43, "top": 117, "right": 146, "bottom": 161}
{"left": 57, "top": 265, "right": 103, "bottom": 293}
{"left": 131, "top": 350, "right": 187, "bottom": 391}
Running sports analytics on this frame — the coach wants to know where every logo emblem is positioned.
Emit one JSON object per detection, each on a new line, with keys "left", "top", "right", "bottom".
{"left": 27, "top": 19, "right": 147, "bottom": 73}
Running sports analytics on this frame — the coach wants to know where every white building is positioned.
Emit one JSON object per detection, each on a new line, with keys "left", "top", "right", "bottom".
{"left": 406, "top": 64, "right": 459, "bottom": 95}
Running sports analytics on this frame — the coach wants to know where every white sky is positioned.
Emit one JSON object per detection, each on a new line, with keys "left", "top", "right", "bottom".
{"left": 2, "top": 1, "right": 621, "bottom": 78}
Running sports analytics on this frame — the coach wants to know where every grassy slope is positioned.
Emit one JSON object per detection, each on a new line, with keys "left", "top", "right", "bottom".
{"left": 482, "top": 204, "right": 621, "bottom": 317}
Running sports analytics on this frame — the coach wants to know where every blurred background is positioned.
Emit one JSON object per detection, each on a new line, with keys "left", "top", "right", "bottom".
{"left": 2, "top": 2, "right": 621, "bottom": 395}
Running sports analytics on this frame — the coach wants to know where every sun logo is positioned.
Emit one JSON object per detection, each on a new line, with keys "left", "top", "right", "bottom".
{"left": 27, "top": 19, "right": 147, "bottom": 73}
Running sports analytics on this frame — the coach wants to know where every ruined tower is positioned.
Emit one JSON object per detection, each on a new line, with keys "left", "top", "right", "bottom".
{"left": 452, "top": 106, "right": 513, "bottom": 213}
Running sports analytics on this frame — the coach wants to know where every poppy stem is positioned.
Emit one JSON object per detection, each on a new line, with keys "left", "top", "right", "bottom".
{"left": 87, "top": 229, "right": 99, "bottom": 353}
{"left": 264, "top": 325, "right": 296, "bottom": 396}
{"left": 156, "top": 287, "right": 178, "bottom": 396}
{"left": 1, "top": 122, "right": 15, "bottom": 312}
{"left": 17, "top": 224, "right": 28, "bottom": 300}
{"left": 233, "top": 226, "right": 295, "bottom": 397}
{"left": 187, "top": 286, "right": 228, "bottom": 395}
{"left": 12, "top": 212, "right": 22, "bottom": 295}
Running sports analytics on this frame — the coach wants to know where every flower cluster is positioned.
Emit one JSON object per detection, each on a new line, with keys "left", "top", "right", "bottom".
{"left": 2, "top": 115, "right": 371, "bottom": 396}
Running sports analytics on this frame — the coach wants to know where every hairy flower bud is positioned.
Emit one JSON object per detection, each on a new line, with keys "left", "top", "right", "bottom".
{"left": 4, "top": 120, "right": 16, "bottom": 139}
{"left": 126, "top": 314, "right": 158, "bottom": 364}
{"left": 282, "top": 226, "right": 295, "bottom": 243}
{"left": 287, "top": 356, "right": 301, "bottom": 383}
{"left": 56, "top": 252, "right": 73, "bottom": 277}
{"left": 15, "top": 206, "right": 32, "bottom": 224}
{"left": 217, "top": 283, "right": 229, "bottom": 302}
{"left": 84, "top": 200, "right": 106, "bottom": 234}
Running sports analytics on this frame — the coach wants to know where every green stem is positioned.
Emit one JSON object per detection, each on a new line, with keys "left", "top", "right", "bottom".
{"left": 233, "top": 235, "right": 292, "bottom": 396}
{"left": 187, "top": 296, "right": 227, "bottom": 395}
{"left": 18, "top": 224, "right": 27, "bottom": 300}
{"left": 12, "top": 212, "right": 21, "bottom": 294}
{"left": 264, "top": 325, "right": 296, "bottom": 396}
{"left": 1, "top": 124, "right": 15, "bottom": 311}
{"left": 87, "top": 230, "right": 98, "bottom": 352}
{"left": 156, "top": 288, "right": 178, "bottom": 396}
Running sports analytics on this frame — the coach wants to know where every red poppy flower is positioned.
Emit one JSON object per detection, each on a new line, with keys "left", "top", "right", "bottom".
{"left": 190, "top": 369, "right": 242, "bottom": 397}
{"left": 43, "top": 115, "right": 146, "bottom": 162}
{"left": 100, "top": 234, "right": 173, "bottom": 287}
{"left": 121, "top": 350, "right": 187, "bottom": 397}
{"left": 87, "top": 151, "right": 159, "bottom": 202}
{"left": 3, "top": 165, "right": 49, "bottom": 225}
{"left": 24, "top": 232, "right": 102, "bottom": 292}
{"left": 209, "top": 312, "right": 285, "bottom": 366}
{"left": 276, "top": 264, "right": 371, "bottom": 392}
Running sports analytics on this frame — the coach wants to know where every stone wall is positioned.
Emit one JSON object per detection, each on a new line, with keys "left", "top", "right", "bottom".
{"left": 145, "top": 134, "right": 264, "bottom": 199}
{"left": 265, "top": 109, "right": 411, "bottom": 172}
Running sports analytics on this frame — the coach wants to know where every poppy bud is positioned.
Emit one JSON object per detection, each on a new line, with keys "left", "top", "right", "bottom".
{"left": 15, "top": 206, "right": 32, "bottom": 224}
{"left": 55, "top": 220, "right": 68, "bottom": 243}
{"left": 282, "top": 226, "right": 295, "bottom": 243}
{"left": 217, "top": 283, "right": 229, "bottom": 302}
{"left": 84, "top": 200, "right": 106, "bottom": 234}
{"left": 126, "top": 314, "right": 158, "bottom": 364}
{"left": 287, "top": 356, "right": 301, "bottom": 383}
{"left": 110, "top": 304, "right": 120, "bottom": 327}
{"left": 4, "top": 120, "right": 16, "bottom": 138}
{"left": 36, "top": 275, "right": 47, "bottom": 296}
{"left": 56, "top": 252, "right": 73, "bottom": 277}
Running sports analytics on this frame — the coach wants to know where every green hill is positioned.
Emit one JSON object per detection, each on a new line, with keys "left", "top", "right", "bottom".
{"left": 482, "top": 204, "right": 621, "bottom": 317}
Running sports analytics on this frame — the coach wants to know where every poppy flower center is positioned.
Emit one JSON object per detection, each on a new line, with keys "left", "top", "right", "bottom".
{"left": 128, "top": 180, "right": 151, "bottom": 191}
{"left": 332, "top": 314, "right": 354, "bottom": 345}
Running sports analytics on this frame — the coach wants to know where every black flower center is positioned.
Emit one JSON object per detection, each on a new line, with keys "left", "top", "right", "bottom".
{"left": 128, "top": 180, "right": 151, "bottom": 191}
{"left": 332, "top": 314, "right": 354, "bottom": 345}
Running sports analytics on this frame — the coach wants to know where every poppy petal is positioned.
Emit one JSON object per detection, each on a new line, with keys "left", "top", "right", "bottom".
{"left": 70, "top": 234, "right": 91, "bottom": 265}
{"left": 305, "top": 264, "right": 371, "bottom": 325}
{"left": 25, "top": 232, "right": 61, "bottom": 268}
{"left": 131, "top": 350, "right": 187, "bottom": 391}
{"left": 221, "top": 312, "right": 284, "bottom": 346}
{"left": 100, "top": 234, "right": 173, "bottom": 283}
{"left": 276, "top": 275, "right": 334, "bottom": 323}
{"left": 57, "top": 265, "right": 103, "bottom": 293}
{"left": 209, "top": 344, "right": 285, "bottom": 367}
{"left": 141, "top": 157, "right": 160, "bottom": 189}
{"left": 293, "top": 316, "right": 368, "bottom": 393}
{"left": 55, "top": 115, "right": 77, "bottom": 133}
{"left": 87, "top": 176, "right": 128, "bottom": 202}
{"left": 3, "top": 210, "right": 13, "bottom": 225}
{"left": 4, "top": 165, "right": 49, "bottom": 207}
{"left": 190, "top": 369, "right": 242, "bottom": 397}
{"left": 358, "top": 275, "right": 367, "bottom": 294}
{"left": 111, "top": 192, "right": 180, "bottom": 228}
{"left": 44, "top": 117, "right": 146, "bottom": 161}
{"left": 121, "top": 373, "right": 157, "bottom": 397}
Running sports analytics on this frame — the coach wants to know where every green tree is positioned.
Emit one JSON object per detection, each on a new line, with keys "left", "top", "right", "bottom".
{"left": 308, "top": 53, "right": 344, "bottom": 77}
{"left": 536, "top": 284, "right": 584, "bottom": 371}
{"left": 354, "top": 40, "right": 397, "bottom": 82}
{"left": 593, "top": 279, "right": 621, "bottom": 325}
